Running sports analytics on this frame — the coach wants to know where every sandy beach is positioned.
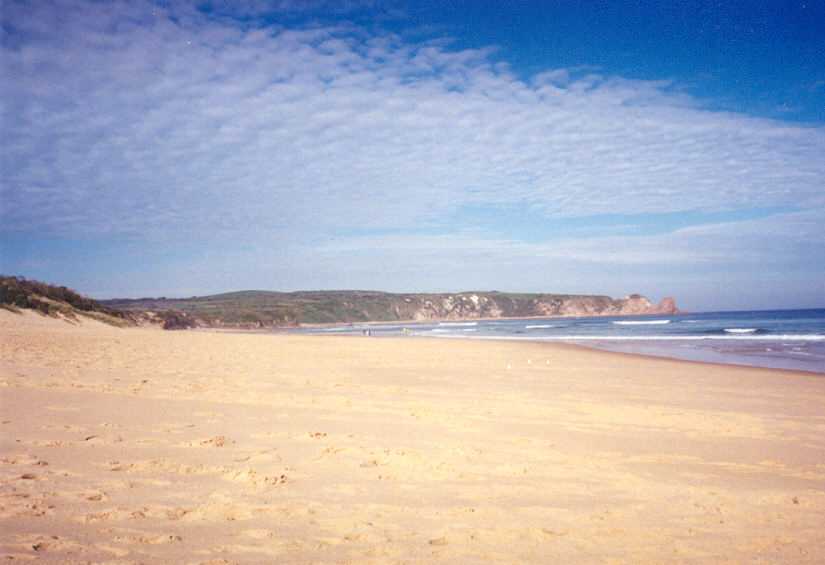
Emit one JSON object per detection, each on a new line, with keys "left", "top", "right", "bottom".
{"left": 1, "top": 309, "right": 824, "bottom": 564}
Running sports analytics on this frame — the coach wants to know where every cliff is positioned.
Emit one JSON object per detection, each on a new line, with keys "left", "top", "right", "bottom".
{"left": 104, "top": 290, "right": 679, "bottom": 328}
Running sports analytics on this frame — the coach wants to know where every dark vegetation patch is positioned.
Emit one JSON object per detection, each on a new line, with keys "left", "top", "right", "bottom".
{"left": 0, "top": 275, "right": 134, "bottom": 326}
{"left": 0, "top": 276, "right": 205, "bottom": 330}
{"left": 160, "top": 310, "right": 198, "bottom": 330}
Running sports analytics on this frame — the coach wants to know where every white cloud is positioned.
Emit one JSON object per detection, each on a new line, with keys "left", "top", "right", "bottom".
{"left": 2, "top": 0, "right": 823, "bottom": 240}
{"left": 296, "top": 207, "right": 825, "bottom": 309}
{"left": 1, "top": 0, "right": 824, "bottom": 310}
{"left": 318, "top": 207, "right": 825, "bottom": 268}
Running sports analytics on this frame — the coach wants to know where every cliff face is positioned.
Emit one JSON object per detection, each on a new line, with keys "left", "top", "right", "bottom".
{"left": 393, "top": 293, "right": 678, "bottom": 322}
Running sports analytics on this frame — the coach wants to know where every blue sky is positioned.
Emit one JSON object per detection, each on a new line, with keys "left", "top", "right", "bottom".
{"left": 1, "top": 0, "right": 824, "bottom": 311}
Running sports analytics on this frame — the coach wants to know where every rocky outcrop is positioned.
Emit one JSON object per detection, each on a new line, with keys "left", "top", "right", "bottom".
{"left": 607, "top": 294, "right": 679, "bottom": 316}
{"left": 160, "top": 310, "right": 198, "bottom": 330}
{"left": 395, "top": 292, "right": 678, "bottom": 321}
{"left": 655, "top": 297, "right": 678, "bottom": 314}
{"left": 410, "top": 294, "right": 503, "bottom": 321}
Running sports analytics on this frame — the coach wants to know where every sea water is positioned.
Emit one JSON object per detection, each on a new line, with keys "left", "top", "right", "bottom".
{"left": 299, "top": 309, "right": 825, "bottom": 374}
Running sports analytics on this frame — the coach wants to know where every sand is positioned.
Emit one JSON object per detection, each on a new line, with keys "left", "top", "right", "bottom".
{"left": 1, "top": 309, "right": 824, "bottom": 564}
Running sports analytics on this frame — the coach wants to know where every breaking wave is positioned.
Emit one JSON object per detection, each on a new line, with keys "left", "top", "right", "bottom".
{"left": 427, "top": 334, "right": 825, "bottom": 342}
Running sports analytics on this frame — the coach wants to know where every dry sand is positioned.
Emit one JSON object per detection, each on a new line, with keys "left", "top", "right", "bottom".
{"left": 1, "top": 309, "right": 824, "bottom": 564}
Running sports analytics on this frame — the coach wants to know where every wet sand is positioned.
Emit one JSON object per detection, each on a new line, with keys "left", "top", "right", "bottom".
{"left": 2, "top": 309, "right": 824, "bottom": 563}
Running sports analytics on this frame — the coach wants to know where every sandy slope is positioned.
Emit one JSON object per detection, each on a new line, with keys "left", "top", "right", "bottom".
{"left": 1, "top": 309, "right": 824, "bottom": 564}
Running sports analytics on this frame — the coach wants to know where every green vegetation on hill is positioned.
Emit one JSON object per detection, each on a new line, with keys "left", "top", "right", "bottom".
{"left": 104, "top": 290, "right": 369, "bottom": 326}
{"left": 0, "top": 275, "right": 134, "bottom": 326}
{"left": 103, "top": 289, "right": 644, "bottom": 327}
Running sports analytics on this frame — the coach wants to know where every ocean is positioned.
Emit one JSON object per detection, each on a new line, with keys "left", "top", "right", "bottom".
{"left": 299, "top": 309, "right": 825, "bottom": 374}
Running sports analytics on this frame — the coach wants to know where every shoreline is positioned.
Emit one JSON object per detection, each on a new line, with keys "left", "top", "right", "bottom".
{"left": 296, "top": 310, "right": 685, "bottom": 329}
{"left": 575, "top": 338, "right": 825, "bottom": 377}
{"left": 201, "top": 328, "right": 825, "bottom": 375}
{"left": 386, "top": 334, "right": 825, "bottom": 379}
{"left": 565, "top": 338, "right": 825, "bottom": 378}
{"left": 413, "top": 333, "right": 825, "bottom": 376}
{"left": 290, "top": 312, "right": 825, "bottom": 375}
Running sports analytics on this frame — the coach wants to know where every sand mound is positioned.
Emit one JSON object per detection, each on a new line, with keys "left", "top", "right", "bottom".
{"left": 0, "top": 307, "right": 122, "bottom": 332}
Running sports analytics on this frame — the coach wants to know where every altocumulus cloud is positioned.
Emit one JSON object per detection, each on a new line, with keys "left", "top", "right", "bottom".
{"left": 1, "top": 0, "right": 824, "bottom": 287}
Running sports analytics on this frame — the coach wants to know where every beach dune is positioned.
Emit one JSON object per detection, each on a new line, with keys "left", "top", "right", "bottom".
{"left": 1, "top": 309, "right": 824, "bottom": 563}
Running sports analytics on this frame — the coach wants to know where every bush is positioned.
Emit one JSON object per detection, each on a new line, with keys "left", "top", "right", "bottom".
{"left": 0, "top": 275, "right": 129, "bottom": 321}
{"left": 161, "top": 310, "right": 197, "bottom": 330}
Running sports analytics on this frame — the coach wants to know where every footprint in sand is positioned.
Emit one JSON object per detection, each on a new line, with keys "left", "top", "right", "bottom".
{"left": 80, "top": 490, "right": 108, "bottom": 502}
{"left": 0, "top": 492, "right": 55, "bottom": 518}
{"left": 223, "top": 468, "right": 287, "bottom": 487}
{"left": 159, "top": 422, "right": 196, "bottom": 434}
{"left": 1, "top": 453, "right": 43, "bottom": 466}
{"left": 112, "top": 531, "right": 183, "bottom": 545}
{"left": 41, "top": 423, "right": 87, "bottom": 432}
{"left": 233, "top": 448, "right": 280, "bottom": 464}
{"left": 107, "top": 460, "right": 131, "bottom": 472}
{"left": 7, "top": 535, "right": 86, "bottom": 556}
{"left": 24, "top": 437, "right": 69, "bottom": 447}
{"left": 164, "top": 507, "right": 193, "bottom": 521}
{"left": 77, "top": 507, "right": 135, "bottom": 523}
{"left": 44, "top": 405, "right": 80, "bottom": 412}
{"left": 241, "top": 529, "right": 274, "bottom": 540}
{"left": 199, "top": 436, "right": 234, "bottom": 448}
{"left": 81, "top": 434, "right": 123, "bottom": 445}
{"left": 0, "top": 553, "right": 36, "bottom": 561}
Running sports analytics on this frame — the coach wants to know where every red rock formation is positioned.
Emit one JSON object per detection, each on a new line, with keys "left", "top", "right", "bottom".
{"left": 656, "top": 297, "right": 679, "bottom": 314}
